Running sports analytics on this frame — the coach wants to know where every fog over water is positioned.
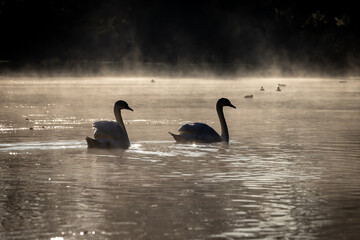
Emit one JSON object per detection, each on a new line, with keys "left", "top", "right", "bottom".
{"left": 0, "top": 77, "right": 359, "bottom": 239}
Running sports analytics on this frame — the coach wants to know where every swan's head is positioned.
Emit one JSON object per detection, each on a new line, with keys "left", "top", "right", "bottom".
{"left": 115, "top": 100, "right": 133, "bottom": 111}
{"left": 217, "top": 98, "right": 236, "bottom": 109}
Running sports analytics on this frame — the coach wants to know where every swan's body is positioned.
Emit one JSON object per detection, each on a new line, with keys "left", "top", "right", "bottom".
{"left": 86, "top": 100, "right": 133, "bottom": 149}
{"left": 170, "top": 122, "right": 223, "bottom": 143}
{"left": 169, "top": 98, "right": 236, "bottom": 143}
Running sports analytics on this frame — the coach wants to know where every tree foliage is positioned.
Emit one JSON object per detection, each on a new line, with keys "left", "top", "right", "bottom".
{"left": 0, "top": 0, "right": 359, "bottom": 75}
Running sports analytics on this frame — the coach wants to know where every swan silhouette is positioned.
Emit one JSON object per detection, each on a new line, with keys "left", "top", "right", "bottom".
{"left": 169, "top": 98, "right": 236, "bottom": 143}
{"left": 86, "top": 100, "right": 133, "bottom": 149}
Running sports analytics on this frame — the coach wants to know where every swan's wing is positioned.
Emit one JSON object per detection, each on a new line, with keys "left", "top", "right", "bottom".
{"left": 178, "top": 122, "right": 218, "bottom": 135}
{"left": 93, "top": 121, "right": 127, "bottom": 141}
{"left": 177, "top": 122, "right": 222, "bottom": 143}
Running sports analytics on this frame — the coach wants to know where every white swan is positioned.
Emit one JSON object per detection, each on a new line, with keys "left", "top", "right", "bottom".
{"left": 86, "top": 100, "right": 133, "bottom": 149}
{"left": 169, "top": 98, "right": 236, "bottom": 143}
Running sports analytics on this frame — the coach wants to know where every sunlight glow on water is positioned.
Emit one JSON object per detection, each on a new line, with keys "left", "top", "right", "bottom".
{"left": 0, "top": 141, "right": 86, "bottom": 151}
{"left": 0, "top": 77, "right": 359, "bottom": 239}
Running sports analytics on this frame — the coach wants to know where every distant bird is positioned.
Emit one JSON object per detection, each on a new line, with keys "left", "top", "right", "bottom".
{"left": 169, "top": 98, "right": 236, "bottom": 143}
{"left": 86, "top": 100, "right": 133, "bottom": 149}
{"left": 260, "top": 86, "right": 265, "bottom": 91}
{"left": 244, "top": 94, "right": 253, "bottom": 98}
{"left": 276, "top": 86, "right": 281, "bottom": 91}
{"left": 151, "top": 79, "right": 155, "bottom": 83}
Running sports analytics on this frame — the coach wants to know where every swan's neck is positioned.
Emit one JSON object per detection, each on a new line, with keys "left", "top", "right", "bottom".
{"left": 114, "top": 107, "right": 128, "bottom": 137}
{"left": 217, "top": 104, "right": 229, "bottom": 142}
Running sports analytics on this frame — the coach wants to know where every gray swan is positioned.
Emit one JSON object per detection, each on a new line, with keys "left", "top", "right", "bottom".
{"left": 86, "top": 100, "right": 133, "bottom": 149}
{"left": 169, "top": 98, "right": 236, "bottom": 143}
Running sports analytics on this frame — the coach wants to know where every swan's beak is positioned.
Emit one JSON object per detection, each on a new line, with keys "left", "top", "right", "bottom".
{"left": 229, "top": 103, "right": 236, "bottom": 109}
{"left": 127, "top": 106, "right": 134, "bottom": 111}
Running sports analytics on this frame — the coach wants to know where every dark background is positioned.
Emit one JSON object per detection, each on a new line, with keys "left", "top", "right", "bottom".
{"left": 0, "top": 0, "right": 359, "bottom": 76}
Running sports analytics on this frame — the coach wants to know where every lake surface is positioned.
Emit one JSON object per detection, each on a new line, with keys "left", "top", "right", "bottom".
{"left": 0, "top": 77, "right": 359, "bottom": 239}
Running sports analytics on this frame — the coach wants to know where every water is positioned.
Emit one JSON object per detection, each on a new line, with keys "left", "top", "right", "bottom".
{"left": 0, "top": 77, "right": 359, "bottom": 239}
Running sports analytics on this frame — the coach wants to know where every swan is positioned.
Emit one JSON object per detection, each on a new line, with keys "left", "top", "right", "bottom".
{"left": 169, "top": 98, "right": 236, "bottom": 143}
{"left": 86, "top": 100, "right": 133, "bottom": 149}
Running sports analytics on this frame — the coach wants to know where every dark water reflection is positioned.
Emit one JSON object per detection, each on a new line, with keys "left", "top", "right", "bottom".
{"left": 0, "top": 77, "right": 359, "bottom": 239}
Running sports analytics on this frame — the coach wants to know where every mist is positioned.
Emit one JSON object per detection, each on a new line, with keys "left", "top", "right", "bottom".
{"left": 1, "top": 0, "right": 359, "bottom": 77}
